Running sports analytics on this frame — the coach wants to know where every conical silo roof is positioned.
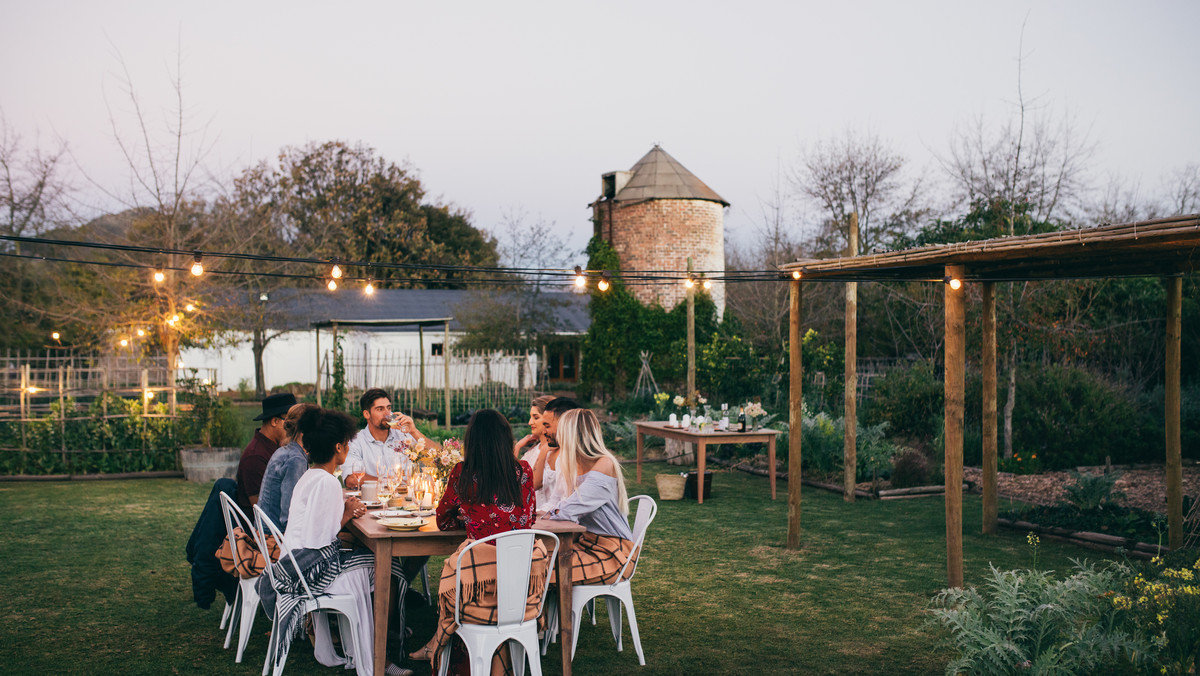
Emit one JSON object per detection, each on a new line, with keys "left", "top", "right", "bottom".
{"left": 612, "top": 145, "right": 729, "bottom": 206}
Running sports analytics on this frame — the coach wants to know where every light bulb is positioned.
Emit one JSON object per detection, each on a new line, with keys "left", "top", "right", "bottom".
{"left": 153, "top": 270, "right": 165, "bottom": 283}
{"left": 702, "top": 279, "right": 712, "bottom": 290}
{"left": 190, "top": 253, "right": 204, "bottom": 276}
{"left": 684, "top": 278, "right": 695, "bottom": 289}
{"left": 327, "top": 279, "right": 338, "bottom": 291}
{"left": 51, "top": 332, "right": 60, "bottom": 341}
{"left": 331, "top": 263, "right": 343, "bottom": 279}
{"left": 364, "top": 282, "right": 375, "bottom": 295}
{"left": 144, "top": 391, "right": 155, "bottom": 400}
{"left": 791, "top": 270, "right": 802, "bottom": 280}
{"left": 597, "top": 279, "right": 610, "bottom": 292}
{"left": 947, "top": 277, "right": 962, "bottom": 290}
{"left": 185, "top": 303, "right": 195, "bottom": 312}
{"left": 136, "top": 329, "right": 145, "bottom": 337}
{"left": 120, "top": 338, "right": 129, "bottom": 347}
{"left": 573, "top": 266, "right": 586, "bottom": 288}
{"left": 172, "top": 314, "right": 181, "bottom": 322}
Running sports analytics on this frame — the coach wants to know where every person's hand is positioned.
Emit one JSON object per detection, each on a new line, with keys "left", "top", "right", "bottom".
{"left": 347, "top": 471, "right": 365, "bottom": 489}
{"left": 397, "top": 414, "right": 417, "bottom": 435}
{"left": 517, "top": 433, "right": 536, "bottom": 449}
{"left": 345, "top": 496, "right": 366, "bottom": 519}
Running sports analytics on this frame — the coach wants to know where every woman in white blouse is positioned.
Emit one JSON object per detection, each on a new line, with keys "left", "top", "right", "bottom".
{"left": 546, "top": 408, "right": 637, "bottom": 585}
{"left": 515, "top": 395, "right": 556, "bottom": 507}
{"left": 280, "top": 408, "right": 409, "bottom": 676}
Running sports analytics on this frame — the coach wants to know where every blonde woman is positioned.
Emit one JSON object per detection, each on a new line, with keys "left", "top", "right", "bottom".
{"left": 546, "top": 408, "right": 636, "bottom": 585}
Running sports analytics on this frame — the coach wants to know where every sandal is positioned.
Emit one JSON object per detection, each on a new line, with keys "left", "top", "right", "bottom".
{"left": 408, "top": 644, "right": 436, "bottom": 662}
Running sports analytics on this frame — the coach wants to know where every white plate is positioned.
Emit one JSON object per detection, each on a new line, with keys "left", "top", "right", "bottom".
{"left": 378, "top": 517, "right": 427, "bottom": 531}
{"left": 344, "top": 490, "right": 361, "bottom": 497}
{"left": 375, "top": 509, "right": 414, "bottom": 518}
{"left": 360, "top": 500, "right": 384, "bottom": 508}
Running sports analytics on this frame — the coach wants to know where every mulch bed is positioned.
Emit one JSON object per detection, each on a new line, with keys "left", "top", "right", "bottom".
{"left": 962, "top": 465, "right": 1200, "bottom": 514}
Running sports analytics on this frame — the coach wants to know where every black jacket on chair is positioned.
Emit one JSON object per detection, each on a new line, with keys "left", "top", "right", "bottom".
{"left": 185, "top": 478, "right": 238, "bottom": 609}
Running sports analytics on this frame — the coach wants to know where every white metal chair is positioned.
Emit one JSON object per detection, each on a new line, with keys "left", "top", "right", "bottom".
{"left": 438, "top": 529, "right": 560, "bottom": 676}
{"left": 217, "top": 492, "right": 264, "bottom": 663}
{"left": 253, "top": 505, "right": 365, "bottom": 676}
{"left": 541, "top": 495, "right": 657, "bottom": 666}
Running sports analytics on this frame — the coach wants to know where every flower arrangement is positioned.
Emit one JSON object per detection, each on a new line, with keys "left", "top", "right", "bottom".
{"left": 403, "top": 437, "right": 464, "bottom": 482}
{"left": 744, "top": 402, "right": 766, "bottom": 418}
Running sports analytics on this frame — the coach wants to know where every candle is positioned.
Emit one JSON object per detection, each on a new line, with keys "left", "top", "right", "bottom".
{"left": 407, "top": 476, "right": 415, "bottom": 500}
{"left": 420, "top": 491, "right": 434, "bottom": 509}
{"left": 681, "top": 414, "right": 690, "bottom": 429}
{"left": 668, "top": 413, "right": 677, "bottom": 427}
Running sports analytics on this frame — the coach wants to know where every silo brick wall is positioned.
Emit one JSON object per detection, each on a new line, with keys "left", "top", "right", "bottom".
{"left": 593, "top": 199, "right": 725, "bottom": 316}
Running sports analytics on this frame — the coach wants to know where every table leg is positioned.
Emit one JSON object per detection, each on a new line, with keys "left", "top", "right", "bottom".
{"left": 769, "top": 436, "right": 777, "bottom": 500}
{"left": 558, "top": 535, "right": 576, "bottom": 676}
{"left": 697, "top": 440, "right": 706, "bottom": 504}
{"left": 636, "top": 430, "right": 644, "bottom": 483}
{"left": 372, "top": 539, "right": 393, "bottom": 676}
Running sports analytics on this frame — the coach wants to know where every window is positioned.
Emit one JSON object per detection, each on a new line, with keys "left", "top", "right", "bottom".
{"left": 431, "top": 343, "right": 444, "bottom": 356}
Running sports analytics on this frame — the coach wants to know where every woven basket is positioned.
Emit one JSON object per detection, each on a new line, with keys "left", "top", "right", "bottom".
{"left": 655, "top": 473, "right": 686, "bottom": 501}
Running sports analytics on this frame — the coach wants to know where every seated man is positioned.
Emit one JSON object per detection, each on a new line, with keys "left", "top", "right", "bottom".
{"left": 235, "top": 392, "right": 295, "bottom": 515}
{"left": 342, "top": 388, "right": 439, "bottom": 490}
{"left": 258, "top": 402, "right": 317, "bottom": 533}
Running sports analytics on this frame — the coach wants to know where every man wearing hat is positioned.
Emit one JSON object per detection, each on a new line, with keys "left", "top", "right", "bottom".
{"left": 235, "top": 392, "right": 296, "bottom": 514}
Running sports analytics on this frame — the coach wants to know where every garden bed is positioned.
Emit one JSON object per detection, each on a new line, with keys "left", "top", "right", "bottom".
{"left": 997, "top": 517, "right": 1162, "bottom": 560}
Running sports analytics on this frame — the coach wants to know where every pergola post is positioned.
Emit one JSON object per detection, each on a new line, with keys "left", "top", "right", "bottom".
{"left": 1165, "top": 276, "right": 1183, "bottom": 550}
{"left": 419, "top": 325, "right": 426, "bottom": 410}
{"left": 844, "top": 212, "right": 858, "bottom": 502}
{"left": 315, "top": 326, "right": 322, "bottom": 406}
{"left": 944, "top": 265, "right": 966, "bottom": 588}
{"left": 981, "top": 282, "right": 998, "bottom": 534}
{"left": 787, "top": 278, "right": 804, "bottom": 550}
{"left": 444, "top": 321, "right": 452, "bottom": 429}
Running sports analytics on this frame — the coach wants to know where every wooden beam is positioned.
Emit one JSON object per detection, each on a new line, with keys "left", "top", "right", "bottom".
{"left": 944, "top": 265, "right": 966, "bottom": 588}
{"left": 844, "top": 212, "right": 858, "bottom": 502}
{"left": 687, "top": 257, "right": 696, "bottom": 404}
{"left": 1165, "top": 276, "right": 1183, "bottom": 550}
{"left": 787, "top": 279, "right": 804, "bottom": 550}
{"left": 981, "top": 282, "right": 998, "bottom": 534}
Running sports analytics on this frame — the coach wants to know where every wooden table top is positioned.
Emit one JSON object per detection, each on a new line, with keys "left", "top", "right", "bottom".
{"left": 349, "top": 511, "right": 587, "bottom": 540}
{"left": 634, "top": 419, "right": 781, "bottom": 439}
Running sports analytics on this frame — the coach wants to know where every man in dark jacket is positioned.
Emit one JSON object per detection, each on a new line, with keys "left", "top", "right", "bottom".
{"left": 185, "top": 478, "right": 237, "bottom": 609}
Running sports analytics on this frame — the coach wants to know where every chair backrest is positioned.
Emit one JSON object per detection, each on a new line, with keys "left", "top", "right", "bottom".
{"left": 252, "top": 504, "right": 318, "bottom": 603}
{"left": 452, "top": 529, "right": 560, "bottom": 628}
{"left": 613, "top": 495, "right": 657, "bottom": 586}
{"left": 218, "top": 492, "right": 257, "bottom": 573}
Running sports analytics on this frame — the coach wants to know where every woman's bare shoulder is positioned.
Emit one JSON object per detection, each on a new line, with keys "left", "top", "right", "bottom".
{"left": 590, "top": 456, "right": 617, "bottom": 478}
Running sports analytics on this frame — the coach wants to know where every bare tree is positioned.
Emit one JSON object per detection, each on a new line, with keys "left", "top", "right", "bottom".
{"left": 1166, "top": 163, "right": 1200, "bottom": 216}
{"left": 0, "top": 115, "right": 73, "bottom": 249}
{"left": 791, "top": 128, "right": 929, "bottom": 256}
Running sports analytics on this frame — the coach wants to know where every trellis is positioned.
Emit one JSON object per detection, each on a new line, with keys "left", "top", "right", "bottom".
{"left": 781, "top": 214, "right": 1200, "bottom": 586}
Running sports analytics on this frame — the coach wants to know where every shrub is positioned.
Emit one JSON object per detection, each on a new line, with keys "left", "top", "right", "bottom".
{"left": 1112, "top": 553, "right": 1200, "bottom": 675}
{"left": 930, "top": 560, "right": 1150, "bottom": 675}
{"left": 1062, "top": 470, "right": 1125, "bottom": 512}
{"left": 890, "top": 448, "right": 931, "bottom": 488}
{"left": 863, "top": 361, "right": 942, "bottom": 439}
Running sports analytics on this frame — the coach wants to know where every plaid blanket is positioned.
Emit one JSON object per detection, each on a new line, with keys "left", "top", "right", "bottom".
{"left": 256, "top": 541, "right": 403, "bottom": 670}
{"left": 429, "top": 536, "right": 551, "bottom": 673}
{"left": 567, "top": 532, "right": 638, "bottom": 585}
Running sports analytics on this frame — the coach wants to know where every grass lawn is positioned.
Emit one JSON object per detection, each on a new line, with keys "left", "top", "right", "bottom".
{"left": 0, "top": 465, "right": 1120, "bottom": 675}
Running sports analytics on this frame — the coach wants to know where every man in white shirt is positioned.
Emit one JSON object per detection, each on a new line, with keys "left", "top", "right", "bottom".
{"left": 342, "top": 388, "right": 440, "bottom": 489}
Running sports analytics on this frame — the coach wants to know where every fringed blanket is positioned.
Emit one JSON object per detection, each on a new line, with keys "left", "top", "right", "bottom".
{"left": 256, "top": 541, "right": 402, "bottom": 670}
{"left": 429, "top": 536, "right": 551, "bottom": 673}
{"left": 567, "top": 532, "right": 638, "bottom": 585}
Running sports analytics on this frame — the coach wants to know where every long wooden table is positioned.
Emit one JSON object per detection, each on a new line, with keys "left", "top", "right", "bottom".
{"left": 635, "top": 420, "right": 780, "bottom": 503}
{"left": 346, "top": 512, "right": 587, "bottom": 676}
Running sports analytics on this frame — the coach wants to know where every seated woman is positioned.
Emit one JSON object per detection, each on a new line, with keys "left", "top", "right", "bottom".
{"left": 258, "top": 402, "right": 318, "bottom": 532}
{"left": 514, "top": 395, "right": 556, "bottom": 507}
{"left": 257, "top": 407, "right": 409, "bottom": 676}
{"left": 546, "top": 408, "right": 637, "bottom": 585}
{"left": 410, "top": 409, "right": 545, "bottom": 675}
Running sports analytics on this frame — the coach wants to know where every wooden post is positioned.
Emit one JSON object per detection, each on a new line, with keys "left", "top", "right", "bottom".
{"left": 19, "top": 364, "right": 28, "bottom": 451}
{"left": 981, "top": 282, "right": 998, "bottom": 535}
{"left": 1165, "top": 276, "right": 1183, "bottom": 550}
{"left": 686, "top": 257, "right": 696, "bottom": 404}
{"left": 419, "top": 325, "right": 426, "bottom": 410}
{"left": 315, "top": 327, "right": 322, "bottom": 406}
{"left": 844, "top": 212, "right": 858, "bottom": 502}
{"left": 787, "top": 278, "right": 804, "bottom": 550}
{"left": 140, "top": 368, "right": 150, "bottom": 452}
{"left": 58, "top": 367, "right": 66, "bottom": 464}
{"left": 944, "top": 265, "right": 966, "bottom": 588}
{"left": 444, "top": 321, "right": 451, "bottom": 428}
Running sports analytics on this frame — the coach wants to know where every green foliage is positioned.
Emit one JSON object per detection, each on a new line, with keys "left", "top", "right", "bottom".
{"left": 930, "top": 560, "right": 1150, "bottom": 675}
{"left": 1062, "top": 470, "right": 1125, "bottom": 512}
{"left": 997, "top": 450, "right": 1045, "bottom": 475}
{"left": 863, "top": 361, "right": 942, "bottom": 440}
{"left": 1110, "top": 553, "right": 1200, "bottom": 675}
{"left": 328, "top": 334, "right": 348, "bottom": 412}
{"left": 798, "top": 405, "right": 896, "bottom": 481}
{"left": 890, "top": 448, "right": 932, "bottom": 488}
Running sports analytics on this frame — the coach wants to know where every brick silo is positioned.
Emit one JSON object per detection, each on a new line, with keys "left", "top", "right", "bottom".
{"left": 591, "top": 145, "right": 728, "bottom": 316}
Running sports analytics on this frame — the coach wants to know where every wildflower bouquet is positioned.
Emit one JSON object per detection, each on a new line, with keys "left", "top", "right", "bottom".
{"left": 404, "top": 437, "right": 464, "bottom": 482}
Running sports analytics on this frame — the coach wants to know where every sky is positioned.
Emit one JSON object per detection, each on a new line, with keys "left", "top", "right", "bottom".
{"left": 2, "top": 1, "right": 1198, "bottom": 264}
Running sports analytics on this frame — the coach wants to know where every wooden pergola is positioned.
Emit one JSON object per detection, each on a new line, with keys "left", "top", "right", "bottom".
{"left": 780, "top": 214, "right": 1200, "bottom": 586}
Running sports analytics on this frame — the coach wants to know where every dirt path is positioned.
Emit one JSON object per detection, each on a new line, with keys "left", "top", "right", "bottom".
{"left": 962, "top": 465, "right": 1200, "bottom": 512}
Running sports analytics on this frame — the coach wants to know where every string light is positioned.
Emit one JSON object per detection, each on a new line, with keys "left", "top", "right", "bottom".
{"left": 259, "top": 292, "right": 269, "bottom": 302}
{"left": 597, "top": 271, "right": 611, "bottom": 292}
{"left": 190, "top": 252, "right": 204, "bottom": 277}
{"left": 944, "top": 275, "right": 962, "bottom": 290}
{"left": 702, "top": 278, "right": 712, "bottom": 290}
{"left": 791, "top": 270, "right": 802, "bottom": 280}
{"left": 184, "top": 303, "right": 196, "bottom": 312}
{"left": 136, "top": 328, "right": 145, "bottom": 337}
{"left": 573, "top": 266, "right": 586, "bottom": 288}
{"left": 144, "top": 391, "right": 155, "bottom": 400}
{"left": 26, "top": 386, "right": 42, "bottom": 394}
{"left": 684, "top": 275, "right": 695, "bottom": 289}
{"left": 364, "top": 280, "right": 376, "bottom": 295}
{"left": 330, "top": 260, "right": 343, "bottom": 279}
{"left": 153, "top": 270, "right": 166, "bottom": 283}
{"left": 119, "top": 338, "right": 129, "bottom": 346}
{"left": 327, "top": 279, "right": 338, "bottom": 291}
{"left": 51, "top": 332, "right": 61, "bottom": 341}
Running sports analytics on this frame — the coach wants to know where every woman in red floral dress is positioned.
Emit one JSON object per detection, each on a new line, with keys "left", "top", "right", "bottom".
{"left": 409, "top": 409, "right": 545, "bottom": 675}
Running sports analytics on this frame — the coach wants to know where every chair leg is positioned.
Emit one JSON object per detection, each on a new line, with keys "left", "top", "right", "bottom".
{"left": 511, "top": 639, "right": 526, "bottom": 676}
{"left": 224, "top": 587, "right": 241, "bottom": 649}
{"left": 220, "top": 599, "right": 233, "bottom": 631}
{"left": 587, "top": 598, "right": 597, "bottom": 625}
{"left": 235, "top": 585, "right": 259, "bottom": 662}
{"left": 622, "top": 594, "right": 645, "bottom": 666}
{"left": 606, "top": 596, "right": 623, "bottom": 652}
{"left": 262, "top": 614, "right": 275, "bottom": 676}
{"left": 420, "top": 563, "right": 432, "bottom": 605}
{"left": 436, "top": 644, "right": 452, "bottom": 676}
{"left": 517, "top": 634, "right": 543, "bottom": 676}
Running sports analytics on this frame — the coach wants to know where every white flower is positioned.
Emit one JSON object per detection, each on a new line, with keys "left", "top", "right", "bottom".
{"left": 698, "top": 396, "right": 707, "bottom": 405}
{"left": 673, "top": 395, "right": 685, "bottom": 406}
{"left": 745, "top": 402, "right": 766, "bottom": 417}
